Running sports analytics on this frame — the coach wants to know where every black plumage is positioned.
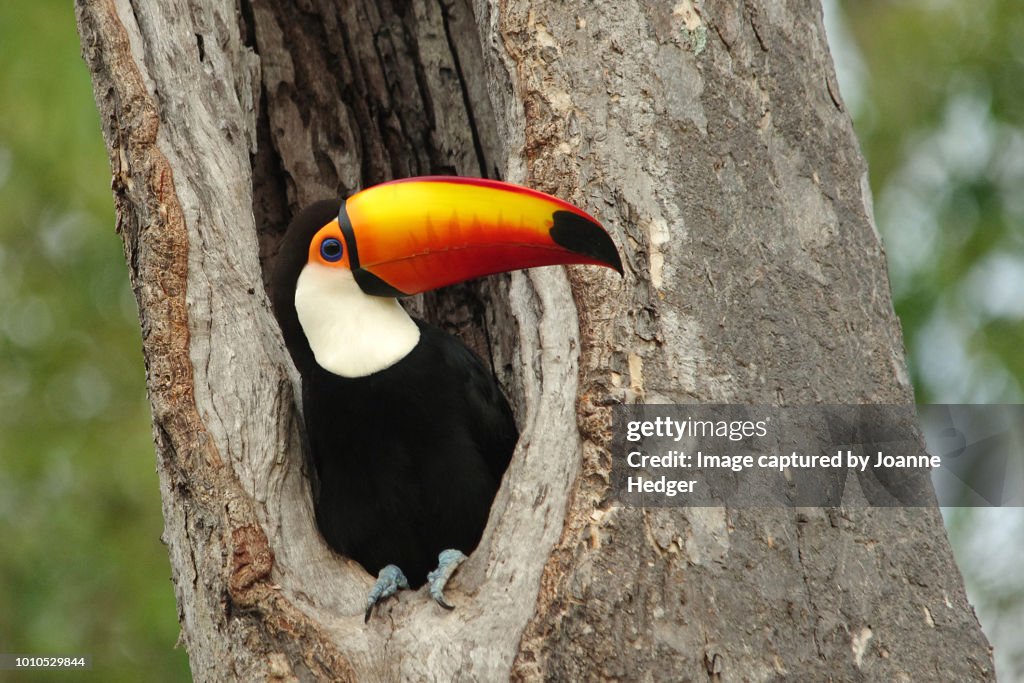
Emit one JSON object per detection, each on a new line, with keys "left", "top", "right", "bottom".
{"left": 303, "top": 320, "right": 516, "bottom": 583}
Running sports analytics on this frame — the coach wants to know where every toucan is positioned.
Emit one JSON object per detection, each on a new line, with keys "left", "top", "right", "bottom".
{"left": 271, "top": 176, "right": 622, "bottom": 620}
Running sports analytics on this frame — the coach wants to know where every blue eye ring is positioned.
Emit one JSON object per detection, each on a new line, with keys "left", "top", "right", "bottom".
{"left": 320, "top": 237, "right": 344, "bottom": 262}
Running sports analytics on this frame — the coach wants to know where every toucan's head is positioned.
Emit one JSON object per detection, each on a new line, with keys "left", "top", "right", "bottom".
{"left": 272, "top": 176, "right": 622, "bottom": 375}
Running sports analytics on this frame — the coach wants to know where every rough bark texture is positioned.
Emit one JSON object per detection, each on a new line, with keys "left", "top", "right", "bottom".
{"left": 76, "top": 0, "right": 994, "bottom": 681}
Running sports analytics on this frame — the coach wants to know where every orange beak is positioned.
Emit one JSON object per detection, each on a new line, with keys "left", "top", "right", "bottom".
{"left": 337, "top": 176, "right": 623, "bottom": 296}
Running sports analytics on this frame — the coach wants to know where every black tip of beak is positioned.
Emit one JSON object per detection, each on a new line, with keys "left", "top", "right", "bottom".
{"left": 549, "top": 211, "right": 624, "bottom": 275}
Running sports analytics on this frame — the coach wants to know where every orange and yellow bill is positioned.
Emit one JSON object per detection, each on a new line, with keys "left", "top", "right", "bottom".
{"left": 340, "top": 176, "right": 622, "bottom": 296}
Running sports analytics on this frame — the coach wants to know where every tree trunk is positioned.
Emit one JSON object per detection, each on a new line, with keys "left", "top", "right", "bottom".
{"left": 76, "top": 0, "right": 994, "bottom": 680}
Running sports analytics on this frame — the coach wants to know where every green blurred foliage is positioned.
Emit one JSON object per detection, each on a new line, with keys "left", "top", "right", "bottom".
{"left": 0, "top": 2, "right": 190, "bottom": 681}
{"left": 839, "top": 0, "right": 1024, "bottom": 403}
{"left": 835, "top": 0, "right": 1024, "bottom": 679}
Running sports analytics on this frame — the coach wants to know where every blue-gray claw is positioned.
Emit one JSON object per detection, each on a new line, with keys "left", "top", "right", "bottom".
{"left": 426, "top": 549, "right": 467, "bottom": 610}
{"left": 365, "top": 564, "right": 409, "bottom": 622}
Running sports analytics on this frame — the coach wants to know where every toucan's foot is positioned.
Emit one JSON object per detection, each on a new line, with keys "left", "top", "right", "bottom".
{"left": 426, "top": 549, "right": 467, "bottom": 610}
{"left": 364, "top": 564, "right": 409, "bottom": 622}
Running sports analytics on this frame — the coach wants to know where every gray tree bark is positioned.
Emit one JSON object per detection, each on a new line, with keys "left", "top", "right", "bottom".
{"left": 76, "top": 0, "right": 995, "bottom": 680}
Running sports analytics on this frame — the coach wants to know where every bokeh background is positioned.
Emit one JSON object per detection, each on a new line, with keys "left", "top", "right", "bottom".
{"left": 0, "top": 2, "right": 190, "bottom": 682}
{"left": 826, "top": 1, "right": 1024, "bottom": 678}
{"left": 0, "top": 1, "right": 1020, "bottom": 680}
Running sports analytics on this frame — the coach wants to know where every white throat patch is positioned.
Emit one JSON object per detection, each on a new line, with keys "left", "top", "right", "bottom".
{"left": 294, "top": 263, "right": 421, "bottom": 378}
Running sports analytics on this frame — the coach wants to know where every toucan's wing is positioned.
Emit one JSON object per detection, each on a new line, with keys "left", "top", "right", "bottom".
{"left": 419, "top": 322, "right": 518, "bottom": 482}
{"left": 462, "top": 345, "right": 518, "bottom": 482}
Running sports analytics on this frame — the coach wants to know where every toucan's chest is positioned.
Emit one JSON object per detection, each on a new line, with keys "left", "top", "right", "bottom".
{"left": 299, "top": 324, "right": 480, "bottom": 452}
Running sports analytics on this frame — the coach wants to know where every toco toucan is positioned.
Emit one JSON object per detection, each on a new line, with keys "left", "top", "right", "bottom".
{"left": 271, "top": 176, "right": 622, "bottom": 620}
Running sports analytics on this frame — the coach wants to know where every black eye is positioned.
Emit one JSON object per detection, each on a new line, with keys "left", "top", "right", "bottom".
{"left": 320, "top": 238, "right": 343, "bottom": 262}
